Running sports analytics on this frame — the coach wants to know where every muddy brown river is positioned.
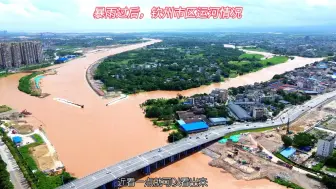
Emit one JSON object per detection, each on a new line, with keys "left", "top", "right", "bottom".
{"left": 0, "top": 40, "right": 323, "bottom": 188}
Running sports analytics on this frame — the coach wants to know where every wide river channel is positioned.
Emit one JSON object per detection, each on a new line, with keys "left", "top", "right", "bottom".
{"left": 0, "top": 40, "right": 323, "bottom": 189}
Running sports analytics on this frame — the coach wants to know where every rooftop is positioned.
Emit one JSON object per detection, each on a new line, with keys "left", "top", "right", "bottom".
{"left": 180, "top": 121, "right": 209, "bottom": 132}
{"left": 322, "top": 134, "right": 336, "bottom": 142}
{"left": 209, "top": 117, "right": 228, "bottom": 123}
{"left": 12, "top": 136, "right": 22, "bottom": 143}
{"left": 228, "top": 103, "right": 252, "bottom": 120}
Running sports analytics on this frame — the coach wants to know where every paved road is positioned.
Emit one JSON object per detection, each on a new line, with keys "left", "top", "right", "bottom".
{"left": 0, "top": 137, "right": 30, "bottom": 189}
{"left": 58, "top": 90, "right": 336, "bottom": 189}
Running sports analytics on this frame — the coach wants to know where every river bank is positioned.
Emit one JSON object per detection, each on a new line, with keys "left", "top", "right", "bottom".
{"left": 0, "top": 40, "right": 323, "bottom": 189}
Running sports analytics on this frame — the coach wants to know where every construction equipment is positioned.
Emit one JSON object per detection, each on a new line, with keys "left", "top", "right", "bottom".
{"left": 21, "top": 109, "right": 32, "bottom": 115}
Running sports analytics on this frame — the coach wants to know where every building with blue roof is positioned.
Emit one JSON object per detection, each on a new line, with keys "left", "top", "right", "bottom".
{"left": 303, "top": 90, "right": 319, "bottom": 95}
{"left": 180, "top": 121, "right": 209, "bottom": 133}
{"left": 55, "top": 57, "right": 68, "bottom": 64}
{"left": 317, "top": 62, "right": 328, "bottom": 69}
{"left": 177, "top": 120, "right": 186, "bottom": 126}
{"left": 12, "top": 136, "right": 22, "bottom": 144}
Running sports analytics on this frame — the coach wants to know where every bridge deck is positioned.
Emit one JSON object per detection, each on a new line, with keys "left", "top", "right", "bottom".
{"left": 58, "top": 90, "right": 336, "bottom": 189}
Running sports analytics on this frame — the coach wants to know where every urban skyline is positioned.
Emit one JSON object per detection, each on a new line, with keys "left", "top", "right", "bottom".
{"left": 0, "top": 41, "right": 43, "bottom": 69}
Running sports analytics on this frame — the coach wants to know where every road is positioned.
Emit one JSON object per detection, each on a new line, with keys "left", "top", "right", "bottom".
{"left": 58, "top": 90, "right": 336, "bottom": 189}
{"left": 0, "top": 137, "right": 30, "bottom": 189}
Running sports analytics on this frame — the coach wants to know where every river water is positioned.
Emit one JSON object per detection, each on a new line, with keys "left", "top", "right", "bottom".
{"left": 0, "top": 40, "right": 322, "bottom": 189}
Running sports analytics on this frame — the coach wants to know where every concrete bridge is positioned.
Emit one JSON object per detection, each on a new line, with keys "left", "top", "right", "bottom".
{"left": 58, "top": 90, "right": 336, "bottom": 189}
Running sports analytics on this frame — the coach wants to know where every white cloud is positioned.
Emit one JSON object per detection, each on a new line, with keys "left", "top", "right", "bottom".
{"left": 0, "top": 0, "right": 65, "bottom": 24}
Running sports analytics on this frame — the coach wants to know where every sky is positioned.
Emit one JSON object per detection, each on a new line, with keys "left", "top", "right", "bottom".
{"left": 0, "top": 0, "right": 336, "bottom": 32}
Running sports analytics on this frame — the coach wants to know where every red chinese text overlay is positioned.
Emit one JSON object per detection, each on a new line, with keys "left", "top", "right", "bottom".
{"left": 93, "top": 6, "right": 243, "bottom": 19}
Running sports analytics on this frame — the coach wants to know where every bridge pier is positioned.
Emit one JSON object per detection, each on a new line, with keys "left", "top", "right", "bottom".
{"left": 178, "top": 153, "right": 180, "bottom": 159}
{"left": 100, "top": 184, "right": 107, "bottom": 189}
{"left": 170, "top": 155, "right": 174, "bottom": 162}
{"left": 155, "top": 162, "right": 158, "bottom": 169}
{"left": 144, "top": 165, "right": 151, "bottom": 175}
{"left": 112, "top": 180, "right": 118, "bottom": 188}
{"left": 163, "top": 158, "right": 165, "bottom": 166}
{"left": 184, "top": 150, "right": 187, "bottom": 156}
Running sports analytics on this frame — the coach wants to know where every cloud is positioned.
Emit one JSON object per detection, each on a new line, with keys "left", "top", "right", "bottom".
{"left": 0, "top": 0, "right": 65, "bottom": 25}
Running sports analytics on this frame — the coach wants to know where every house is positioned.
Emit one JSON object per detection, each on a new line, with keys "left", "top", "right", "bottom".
{"left": 252, "top": 107, "right": 265, "bottom": 119}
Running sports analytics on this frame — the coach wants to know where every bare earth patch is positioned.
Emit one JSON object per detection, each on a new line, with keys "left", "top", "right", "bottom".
{"left": 30, "top": 144, "right": 56, "bottom": 172}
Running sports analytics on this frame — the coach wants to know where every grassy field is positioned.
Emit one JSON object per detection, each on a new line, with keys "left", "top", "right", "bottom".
{"left": 326, "top": 167, "right": 336, "bottom": 172}
{"left": 312, "top": 161, "right": 325, "bottom": 171}
{"left": 18, "top": 143, "right": 41, "bottom": 171}
{"left": 18, "top": 134, "right": 44, "bottom": 171}
{"left": 238, "top": 53, "right": 264, "bottom": 60}
{"left": 229, "top": 56, "right": 288, "bottom": 68}
{"left": 261, "top": 56, "right": 289, "bottom": 65}
{"left": 32, "top": 134, "right": 44, "bottom": 144}
{"left": 0, "top": 105, "right": 12, "bottom": 113}
{"left": 223, "top": 126, "right": 274, "bottom": 139}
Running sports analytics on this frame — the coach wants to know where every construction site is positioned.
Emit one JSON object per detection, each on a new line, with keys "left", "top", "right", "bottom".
{"left": 0, "top": 109, "right": 64, "bottom": 175}
{"left": 204, "top": 132, "right": 324, "bottom": 189}
{"left": 289, "top": 99, "right": 336, "bottom": 132}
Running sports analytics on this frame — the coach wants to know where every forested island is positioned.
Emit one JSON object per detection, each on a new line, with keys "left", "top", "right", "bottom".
{"left": 94, "top": 38, "right": 288, "bottom": 94}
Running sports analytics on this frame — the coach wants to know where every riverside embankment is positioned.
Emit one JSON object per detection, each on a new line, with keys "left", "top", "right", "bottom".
{"left": 0, "top": 39, "right": 323, "bottom": 189}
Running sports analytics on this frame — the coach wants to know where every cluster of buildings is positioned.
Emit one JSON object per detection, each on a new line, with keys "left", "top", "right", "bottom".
{"left": 227, "top": 89, "right": 282, "bottom": 121}
{"left": 54, "top": 55, "right": 77, "bottom": 64}
{"left": 177, "top": 89, "right": 230, "bottom": 133}
{"left": 226, "top": 61, "right": 336, "bottom": 121}
{"left": 269, "top": 61, "right": 336, "bottom": 94}
{"left": 0, "top": 41, "right": 43, "bottom": 69}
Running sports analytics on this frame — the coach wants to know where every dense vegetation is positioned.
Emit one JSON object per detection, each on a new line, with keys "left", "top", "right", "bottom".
{"left": 325, "top": 151, "right": 336, "bottom": 171}
{"left": 281, "top": 135, "right": 293, "bottom": 147}
{"left": 18, "top": 72, "right": 43, "bottom": 96}
{"left": 276, "top": 90, "right": 311, "bottom": 105}
{"left": 292, "top": 133, "right": 316, "bottom": 148}
{"left": 95, "top": 38, "right": 288, "bottom": 94}
{"left": 0, "top": 156, "right": 14, "bottom": 189}
{"left": 0, "top": 131, "right": 75, "bottom": 189}
{"left": 95, "top": 40, "right": 246, "bottom": 94}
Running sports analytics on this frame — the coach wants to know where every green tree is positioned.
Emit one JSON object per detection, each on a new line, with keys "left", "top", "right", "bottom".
{"left": 168, "top": 131, "right": 186, "bottom": 143}
{"left": 322, "top": 176, "right": 336, "bottom": 189}
{"left": 293, "top": 133, "right": 315, "bottom": 148}
{"left": 0, "top": 156, "right": 14, "bottom": 189}
{"left": 281, "top": 135, "right": 293, "bottom": 147}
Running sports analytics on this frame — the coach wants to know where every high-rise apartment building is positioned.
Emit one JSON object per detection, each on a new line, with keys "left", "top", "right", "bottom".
{"left": 0, "top": 41, "right": 43, "bottom": 69}
{"left": 317, "top": 134, "right": 335, "bottom": 157}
